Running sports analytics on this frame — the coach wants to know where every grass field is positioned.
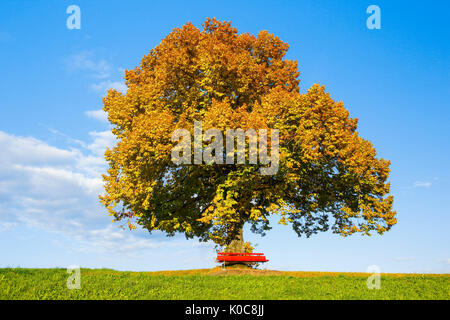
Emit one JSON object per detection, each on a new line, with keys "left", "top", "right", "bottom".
{"left": 0, "top": 268, "right": 448, "bottom": 300}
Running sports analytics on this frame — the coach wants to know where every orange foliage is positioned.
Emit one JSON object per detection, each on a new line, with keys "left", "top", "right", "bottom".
{"left": 100, "top": 18, "right": 396, "bottom": 247}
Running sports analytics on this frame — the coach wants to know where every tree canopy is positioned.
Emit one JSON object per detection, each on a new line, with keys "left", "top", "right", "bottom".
{"left": 100, "top": 18, "right": 396, "bottom": 251}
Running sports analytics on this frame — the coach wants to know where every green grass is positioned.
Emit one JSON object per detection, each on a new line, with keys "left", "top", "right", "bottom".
{"left": 0, "top": 268, "right": 448, "bottom": 300}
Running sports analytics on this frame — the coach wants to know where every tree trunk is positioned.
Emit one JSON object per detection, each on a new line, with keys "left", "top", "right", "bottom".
{"left": 223, "top": 224, "right": 248, "bottom": 268}
{"left": 225, "top": 224, "right": 244, "bottom": 253}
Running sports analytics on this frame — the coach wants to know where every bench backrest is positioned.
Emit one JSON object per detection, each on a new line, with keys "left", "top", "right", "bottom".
{"left": 217, "top": 252, "right": 265, "bottom": 256}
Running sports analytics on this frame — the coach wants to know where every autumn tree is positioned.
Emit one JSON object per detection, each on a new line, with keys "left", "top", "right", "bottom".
{"left": 100, "top": 18, "right": 396, "bottom": 254}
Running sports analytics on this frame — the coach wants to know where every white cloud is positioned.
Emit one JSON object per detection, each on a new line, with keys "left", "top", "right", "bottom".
{"left": 65, "top": 51, "right": 127, "bottom": 95}
{"left": 91, "top": 80, "right": 127, "bottom": 94}
{"left": 85, "top": 109, "right": 108, "bottom": 122}
{"left": 0, "top": 222, "right": 17, "bottom": 231}
{"left": 0, "top": 130, "right": 176, "bottom": 257}
{"left": 413, "top": 181, "right": 432, "bottom": 188}
{"left": 0, "top": 131, "right": 78, "bottom": 167}
{"left": 0, "top": 128, "right": 217, "bottom": 266}
{"left": 86, "top": 130, "right": 116, "bottom": 156}
{"left": 0, "top": 130, "right": 104, "bottom": 229}
{"left": 13, "top": 165, "right": 103, "bottom": 195}
{"left": 66, "top": 51, "right": 112, "bottom": 79}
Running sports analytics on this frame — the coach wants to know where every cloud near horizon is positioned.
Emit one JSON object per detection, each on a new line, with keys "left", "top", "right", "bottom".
{"left": 0, "top": 127, "right": 212, "bottom": 258}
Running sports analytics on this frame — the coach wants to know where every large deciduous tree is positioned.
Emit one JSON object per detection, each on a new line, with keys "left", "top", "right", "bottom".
{"left": 100, "top": 18, "right": 396, "bottom": 253}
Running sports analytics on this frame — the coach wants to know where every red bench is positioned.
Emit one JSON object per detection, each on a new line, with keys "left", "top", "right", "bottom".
{"left": 217, "top": 252, "right": 269, "bottom": 263}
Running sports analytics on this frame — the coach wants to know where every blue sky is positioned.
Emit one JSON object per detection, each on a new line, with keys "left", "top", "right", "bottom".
{"left": 0, "top": 0, "right": 449, "bottom": 273}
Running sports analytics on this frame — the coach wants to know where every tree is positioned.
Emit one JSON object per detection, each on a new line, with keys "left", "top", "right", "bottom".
{"left": 100, "top": 18, "right": 397, "bottom": 254}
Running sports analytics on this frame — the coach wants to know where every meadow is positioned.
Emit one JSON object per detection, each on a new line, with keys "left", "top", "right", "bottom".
{"left": 0, "top": 268, "right": 448, "bottom": 300}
